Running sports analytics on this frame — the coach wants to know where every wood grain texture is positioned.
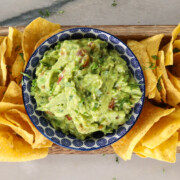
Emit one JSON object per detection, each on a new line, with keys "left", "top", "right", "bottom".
{"left": 0, "top": 25, "right": 179, "bottom": 154}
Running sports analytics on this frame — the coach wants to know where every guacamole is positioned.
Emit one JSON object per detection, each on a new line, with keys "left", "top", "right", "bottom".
{"left": 31, "top": 38, "right": 142, "bottom": 140}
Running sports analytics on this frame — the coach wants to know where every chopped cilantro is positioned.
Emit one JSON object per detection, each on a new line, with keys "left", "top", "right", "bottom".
{"left": 92, "top": 102, "right": 99, "bottom": 111}
{"left": 157, "top": 76, "right": 162, "bottom": 92}
{"left": 19, "top": 53, "right": 25, "bottom": 63}
{"left": 173, "top": 48, "right": 180, "bottom": 54}
{"left": 69, "top": 95, "right": 73, "bottom": 101}
{"left": 15, "top": 45, "right": 21, "bottom": 51}
{"left": 41, "top": 62, "right": 51, "bottom": 67}
{"left": 142, "top": 62, "right": 157, "bottom": 70}
{"left": 129, "top": 82, "right": 144, "bottom": 88}
{"left": 58, "top": 10, "right": 64, "bottom": 14}
{"left": 31, "top": 79, "right": 37, "bottom": 92}
{"left": 20, "top": 72, "right": 31, "bottom": 79}
{"left": 83, "top": 112, "right": 89, "bottom": 117}
{"left": 115, "top": 156, "right": 119, "bottom": 163}
{"left": 112, "top": 0, "right": 117, "bottom": 6}
{"left": 75, "top": 109, "right": 78, "bottom": 113}
{"left": 151, "top": 55, "right": 158, "bottom": 60}
{"left": 91, "top": 62, "right": 98, "bottom": 73}
{"left": 39, "top": 10, "right": 51, "bottom": 17}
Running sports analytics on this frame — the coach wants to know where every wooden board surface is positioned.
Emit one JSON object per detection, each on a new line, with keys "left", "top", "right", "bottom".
{"left": 0, "top": 25, "right": 180, "bottom": 154}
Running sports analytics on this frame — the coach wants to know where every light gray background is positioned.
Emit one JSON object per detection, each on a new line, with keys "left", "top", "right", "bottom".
{"left": 0, "top": 0, "right": 180, "bottom": 180}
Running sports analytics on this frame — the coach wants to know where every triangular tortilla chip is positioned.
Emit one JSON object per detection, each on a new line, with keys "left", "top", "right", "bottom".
{"left": 163, "top": 24, "right": 180, "bottom": 65}
{"left": 0, "top": 86, "right": 7, "bottom": 101}
{"left": 141, "top": 108, "right": 180, "bottom": 149}
{"left": 134, "top": 132, "right": 178, "bottom": 163}
{"left": 112, "top": 100, "right": 174, "bottom": 160}
{"left": 2, "top": 81, "right": 23, "bottom": 104}
{"left": 22, "top": 17, "right": 61, "bottom": 66}
{"left": 127, "top": 40, "right": 157, "bottom": 97}
{"left": 158, "top": 51, "right": 180, "bottom": 106}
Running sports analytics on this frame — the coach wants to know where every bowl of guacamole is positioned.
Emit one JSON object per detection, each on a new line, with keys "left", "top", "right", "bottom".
{"left": 22, "top": 28, "right": 145, "bottom": 150}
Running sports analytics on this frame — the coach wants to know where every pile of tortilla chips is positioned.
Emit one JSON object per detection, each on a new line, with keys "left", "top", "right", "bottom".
{"left": 112, "top": 24, "right": 180, "bottom": 163}
{"left": 0, "top": 18, "right": 62, "bottom": 161}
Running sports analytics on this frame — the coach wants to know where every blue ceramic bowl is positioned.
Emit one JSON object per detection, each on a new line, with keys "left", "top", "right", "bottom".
{"left": 22, "top": 28, "right": 145, "bottom": 151}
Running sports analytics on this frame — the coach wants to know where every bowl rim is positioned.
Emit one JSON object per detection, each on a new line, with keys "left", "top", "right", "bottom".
{"left": 22, "top": 27, "right": 145, "bottom": 151}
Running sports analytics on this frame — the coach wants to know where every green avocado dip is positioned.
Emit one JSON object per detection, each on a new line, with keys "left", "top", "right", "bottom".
{"left": 31, "top": 38, "right": 142, "bottom": 140}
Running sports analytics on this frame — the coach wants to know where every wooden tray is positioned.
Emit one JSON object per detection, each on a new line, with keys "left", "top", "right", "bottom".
{"left": 1, "top": 25, "right": 180, "bottom": 154}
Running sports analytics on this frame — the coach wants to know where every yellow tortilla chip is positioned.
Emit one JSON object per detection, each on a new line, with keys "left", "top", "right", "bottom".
{"left": 0, "top": 86, "right": 7, "bottom": 101}
{"left": 127, "top": 40, "right": 157, "bottom": 97}
{"left": 167, "top": 70, "right": 180, "bottom": 92}
{"left": 5, "top": 109, "right": 52, "bottom": 148}
{"left": 0, "top": 127, "right": 48, "bottom": 162}
{"left": 140, "top": 34, "right": 164, "bottom": 63}
{"left": 11, "top": 52, "right": 24, "bottom": 84}
{"left": 170, "top": 52, "right": 180, "bottom": 77}
{"left": 22, "top": 17, "right": 61, "bottom": 66}
{"left": 35, "top": 29, "right": 62, "bottom": 49}
{"left": 156, "top": 67, "right": 166, "bottom": 103}
{"left": 0, "top": 116, "right": 33, "bottom": 145}
{"left": 6, "top": 27, "right": 22, "bottom": 64}
{"left": 0, "top": 102, "right": 25, "bottom": 113}
{"left": 158, "top": 51, "right": 180, "bottom": 106}
{"left": 178, "top": 129, "right": 180, "bottom": 146}
{"left": 112, "top": 100, "right": 174, "bottom": 160}
{"left": 0, "top": 37, "right": 7, "bottom": 86}
{"left": 141, "top": 108, "right": 180, "bottom": 149}
{"left": 134, "top": 132, "right": 178, "bottom": 163}
{"left": 173, "top": 39, "right": 180, "bottom": 51}
{"left": 163, "top": 24, "right": 180, "bottom": 65}
{"left": 2, "top": 81, "right": 23, "bottom": 104}
{"left": 0, "top": 36, "right": 5, "bottom": 44}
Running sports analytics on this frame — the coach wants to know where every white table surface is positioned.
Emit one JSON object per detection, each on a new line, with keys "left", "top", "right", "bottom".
{"left": 1, "top": 0, "right": 180, "bottom": 179}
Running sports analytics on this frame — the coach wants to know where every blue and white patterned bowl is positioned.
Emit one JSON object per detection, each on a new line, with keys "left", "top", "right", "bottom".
{"left": 22, "top": 28, "right": 145, "bottom": 151}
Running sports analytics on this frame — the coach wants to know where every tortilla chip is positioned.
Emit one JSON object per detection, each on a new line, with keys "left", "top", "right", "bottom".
{"left": 134, "top": 132, "right": 178, "bottom": 163}
{"left": 22, "top": 17, "right": 61, "bottom": 66}
{"left": 0, "top": 37, "right": 7, "bottom": 86}
{"left": 156, "top": 67, "right": 166, "bottom": 103}
{"left": 140, "top": 34, "right": 164, "bottom": 63}
{"left": 0, "top": 127, "right": 48, "bottom": 162}
{"left": 6, "top": 27, "right": 22, "bottom": 64}
{"left": 167, "top": 70, "right": 180, "bottom": 92}
{"left": 141, "top": 108, "right": 180, "bottom": 149}
{"left": 35, "top": 29, "right": 62, "bottom": 49}
{"left": 170, "top": 52, "right": 180, "bottom": 77}
{"left": 5, "top": 109, "right": 52, "bottom": 148}
{"left": 173, "top": 39, "right": 180, "bottom": 52}
{"left": 0, "top": 86, "right": 7, "bottom": 101}
{"left": 178, "top": 129, "right": 180, "bottom": 146}
{"left": 112, "top": 100, "right": 175, "bottom": 160}
{"left": 2, "top": 81, "right": 23, "bottom": 104}
{"left": 163, "top": 24, "right": 180, "bottom": 65}
{"left": 127, "top": 40, "right": 157, "bottom": 97}
{"left": 0, "top": 116, "right": 33, "bottom": 145}
{"left": 158, "top": 51, "right": 180, "bottom": 106}
{"left": 11, "top": 52, "right": 24, "bottom": 84}
{"left": 0, "top": 36, "right": 5, "bottom": 44}
{"left": 0, "top": 102, "right": 25, "bottom": 113}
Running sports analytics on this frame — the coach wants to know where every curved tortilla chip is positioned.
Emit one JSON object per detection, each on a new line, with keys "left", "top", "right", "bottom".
{"left": 0, "top": 86, "right": 7, "bottom": 101}
{"left": 0, "top": 129, "right": 48, "bottom": 162}
{"left": 22, "top": 17, "right": 61, "bottom": 66}
{"left": 0, "top": 37, "right": 7, "bottom": 86}
{"left": 158, "top": 51, "right": 180, "bottom": 106}
{"left": 2, "top": 81, "right": 23, "bottom": 104}
{"left": 0, "top": 102, "right": 25, "bottom": 113}
{"left": 173, "top": 39, "right": 180, "bottom": 52}
{"left": 170, "top": 52, "right": 180, "bottom": 77}
{"left": 112, "top": 100, "right": 174, "bottom": 160}
{"left": 167, "top": 70, "right": 180, "bottom": 92}
{"left": 0, "top": 116, "right": 33, "bottom": 145}
{"left": 34, "top": 29, "right": 62, "bottom": 50}
{"left": 163, "top": 24, "right": 180, "bottom": 65}
{"left": 127, "top": 40, "right": 157, "bottom": 97}
{"left": 141, "top": 108, "right": 180, "bottom": 149}
{"left": 134, "top": 132, "right": 178, "bottom": 163}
